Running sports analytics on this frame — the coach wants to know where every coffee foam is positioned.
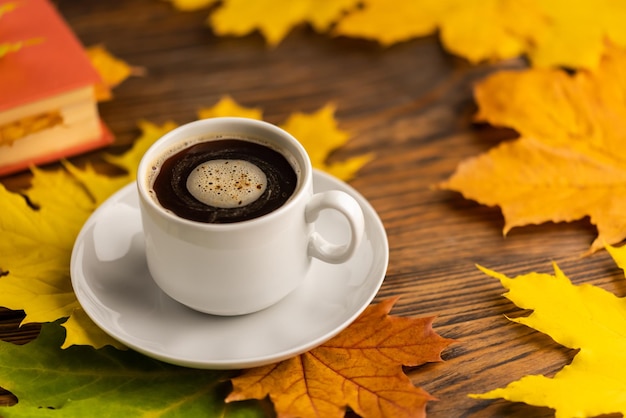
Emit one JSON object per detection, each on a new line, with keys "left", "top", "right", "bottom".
{"left": 186, "top": 159, "right": 267, "bottom": 208}
{"left": 146, "top": 134, "right": 303, "bottom": 211}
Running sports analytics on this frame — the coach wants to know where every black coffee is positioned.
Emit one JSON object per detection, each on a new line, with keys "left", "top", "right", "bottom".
{"left": 152, "top": 138, "right": 298, "bottom": 223}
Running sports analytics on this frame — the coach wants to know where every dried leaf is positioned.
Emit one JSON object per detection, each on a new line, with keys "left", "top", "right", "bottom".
{"left": 0, "top": 122, "right": 177, "bottom": 349}
{"left": 198, "top": 98, "right": 372, "bottom": 180}
{"left": 206, "top": 0, "right": 359, "bottom": 46}
{"left": 103, "top": 120, "right": 178, "bottom": 179}
{"left": 0, "top": 122, "right": 168, "bottom": 349}
{"left": 61, "top": 161, "right": 130, "bottom": 207}
{"left": 334, "top": 0, "right": 544, "bottom": 61}
{"left": 86, "top": 45, "right": 142, "bottom": 101}
{"left": 334, "top": 0, "right": 445, "bottom": 47}
{"left": 60, "top": 308, "right": 124, "bottom": 350}
{"left": 523, "top": 0, "right": 626, "bottom": 69}
{"left": 438, "top": 44, "right": 626, "bottom": 253}
{"left": 197, "top": 95, "right": 263, "bottom": 120}
{"left": 279, "top": 104, "right": 373, "bottom": 181}
{"left": 607, "top": 242, "right": 626, "bottom": 271}
{"left": 0, "top": 110, "right": 62, "bottom": 146}
{"left": 336, "top": 0, "right": 626, "bottom": 69}
{"left": 228, "top": 298, "right": 454, "bottom": 418}
{"left": 0, "top": 166, "right": 123, "bottom": 349}
{"left": 165, "top": 0, "right": 217, "bottom": 12}
{"left": 470, "top": 256, "right": 626, "bottom": 418}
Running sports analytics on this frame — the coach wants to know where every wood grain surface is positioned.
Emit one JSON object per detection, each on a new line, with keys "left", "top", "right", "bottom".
{"left": 1, "top": 1, "right": 624, "bottom": 416}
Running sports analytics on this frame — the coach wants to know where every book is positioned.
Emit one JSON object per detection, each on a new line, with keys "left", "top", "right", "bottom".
{"left": 0, "top": 0, "right": 113, "bottom": 176}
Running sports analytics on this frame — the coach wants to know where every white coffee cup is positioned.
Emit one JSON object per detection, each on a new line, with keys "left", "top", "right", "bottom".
{"left": 137, "top": 117, "right": 365, "bottom": 315}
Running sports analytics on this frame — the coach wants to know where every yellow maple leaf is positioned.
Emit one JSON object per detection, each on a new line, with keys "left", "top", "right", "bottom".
{"left": 526, "top": 0, "right": 626, "bottom": 69}
{"left": 437, "top": 0, "right": 548, "bottom": 65}
{"left": 62, "top": 161, "right": 131, "bottom": 207}
{"left": 0, "top": 166, "right": 123, "bottom": 349}
{"left": 607, "top": 243, "right": 626, "bottom": 271}
{"left": 470, "top": 259, "right": 626, "bottom": 417}
{"left": 206, "top": 0, "right": 359, "bottom": 46}
{"left": 438, "top": 45, "right": 626, "bottom": 253}
{"left": 279, "top": 104, "right": 373, "bottom": 180}
{"left": 197, "top": 98, "right": 371, "bottom": 180}
{"left": 61, "top": 308, "right": 125, "bottom": 349}
{"left": 0, "top": 122, "right": 168, "bottom": 348}
{"left": 196, "top": 95, "right": 263, "bottom": 120}
{"left": 334, "top": 0, "right": 626, "bottom": 69}
{"left": 334, "top": 0, "right": 446, "bottom": 47}
{"left": 228, "top": 298, "right": 453, "bottom": 418}
{"left": 165, "top": 0, "right": 216, "bottom": 12}
{"left": 103, "top": 120, "right": 178, "bottom": 179}
{"left": 86, "top": 45, "right": 142, "bottom": 101}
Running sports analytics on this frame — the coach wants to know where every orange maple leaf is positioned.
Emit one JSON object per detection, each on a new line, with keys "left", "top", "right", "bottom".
{"left": 86, "top": 45, "right": 143, "bottom": 101}
{"left": 227, "top": 298, "right": 454, "bottom": 418}
{"left": 439, "top": 44, "right": 626, "bottom": 253}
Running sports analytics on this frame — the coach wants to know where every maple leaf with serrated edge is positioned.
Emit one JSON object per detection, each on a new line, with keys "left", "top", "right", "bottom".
{"left": 0, "top": 123, "right": 175, "bottom": 349}
{"left": 205, "top": 0, "right": 360, "bottom": 46}
{"left": 204, "top": 99, "right": 372, "bottom": 180}
{"left": 334, "top": 0, "right": 545, "bottom": 61}
{"left": 165, "top": 0, "right": 216, "bottom": 12}
{"left": 0, "top": 166, "right": 125, "bottom": 349}
{"left": 0, "top": 167, "right": 93, "bottom": 323}
{"left": 198, "top": 98, "right": 372, "bottom": 180}
{"left": 86, "top": 44, "right": 143, "bottom": 102}
{"left": 279, "top": 104, "right": 373, "bottom": 181}
{"left": 470, "top": 256, "right": 626, "bottom": 418}
{"left": 438, "top": 44, "right": 626, "bottom": 253}
{"left": 334, "top": 0, "right": 626, "bottom": 69}
{"left": 197, "top": 95, "right": 263, "bottom": 120}
{"left": 227, "top": 298, "right": 454, "bottom": 418}
{"left": 334, "top": 0, "right": 444, "bottom": 47}
{"left": 0, "top": 321, "right": 265, "bottom": 417}
{"left": 103, "top": 120, "right": 178, "bottom": 179}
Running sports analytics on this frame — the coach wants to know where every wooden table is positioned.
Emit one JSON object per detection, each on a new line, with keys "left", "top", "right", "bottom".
{"left": 2, "top": 1, "right": 623, "bottom": 416}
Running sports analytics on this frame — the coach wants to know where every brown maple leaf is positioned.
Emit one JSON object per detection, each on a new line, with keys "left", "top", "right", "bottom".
{"left": 227, "top": 298, "right": 454, "bottom": 418}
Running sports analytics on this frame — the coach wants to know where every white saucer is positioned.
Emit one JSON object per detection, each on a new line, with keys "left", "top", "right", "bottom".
{"left": 71, "top": 169, "right": 388, "bottom": 369}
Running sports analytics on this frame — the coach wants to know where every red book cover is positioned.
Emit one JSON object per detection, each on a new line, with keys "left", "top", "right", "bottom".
{"left": 0, "top": 0, "right": 114, "bottom": 175}
{"left": 0, "top": 0, "right": 101, "bottom": 110}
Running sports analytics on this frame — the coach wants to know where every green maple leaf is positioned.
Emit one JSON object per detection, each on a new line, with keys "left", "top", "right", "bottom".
{"left": 0, "top": 322, "right": 264, "bottom": 417}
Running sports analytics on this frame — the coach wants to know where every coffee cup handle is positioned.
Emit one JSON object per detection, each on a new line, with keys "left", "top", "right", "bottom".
{"left": 305, "top": 190, "right": 365, "bottom": 264}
